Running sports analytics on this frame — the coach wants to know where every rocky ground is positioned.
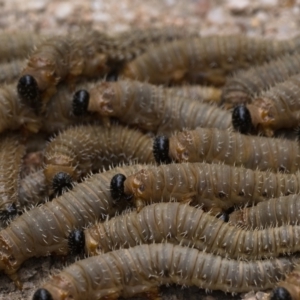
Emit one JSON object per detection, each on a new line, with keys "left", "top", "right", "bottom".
{"left": 1, "top": 0, "right": 300, "bottom": 299}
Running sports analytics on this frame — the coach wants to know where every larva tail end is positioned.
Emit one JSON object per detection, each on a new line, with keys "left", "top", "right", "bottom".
{"left": 110, "top": 174, "right": 133, "bottom": 202}
{"left": 17, "top": 75, "right": 41, "bottom": 113}
{"left": 32, "top": 288, "right": 53, "bottom": 300}
{"left": 270, "top": 287, "right": 292, "bottom": 300}
{"left": 68, "top": 229, "right": 85, "bottom": 255}
{"left": 72, "top": 90, "right": 89, "bottom": 116}
{"left": 232, "top": 105, "right": 253, "bottom": 134}
{"left": 153, "top": 136, "right": 172, "bottom": 164}
{"left": 0, "top": 203, "right": 18, "bottom": 222}
{"left": 52, "top": 172, "right": 73, "bottom": 196}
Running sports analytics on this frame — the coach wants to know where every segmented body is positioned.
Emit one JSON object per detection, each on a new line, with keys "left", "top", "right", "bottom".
{"left": 229, "top": 194, "right": 300, "bottom": 228}
{"left": 166, "top": 127, "right": 300, "bottom": 172}
{"left": 0, "top": 164, "right": 147, "bottom": 285}
{"left": 85, "top": 80, "right": 232, "bottom": 134}
{"left": 36, "top": 243, "right": 295, "bottom": 300}
{"left": 121, "top": 35, "right": 300, "bottom": 86}
{"left": 84, "top": 202, "right": 300, "bottom": 260}
{"left": 44, "top": 124, "right": 155, "bottom": 184}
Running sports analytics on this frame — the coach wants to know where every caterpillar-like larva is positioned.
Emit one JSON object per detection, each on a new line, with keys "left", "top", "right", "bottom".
{"left": 72, "top": 80, "right": 233, "bottom": 134}
{"left": 0, "top": 59, "right": 26, "bottom": 84}
{"left": 0, "top": 83, "right": 40, "bottom": 135}
{"left": 44, "top": 124, "right": 155, "bottom": 188}
{"left": 74, "top": 202, "right": 300, "bottom": 260}
{"left": 0, "top": 164, "right": 148, "bottom": 287}
{"left": 0, "top": 134, "right": 25, "bottom": 221}
{"left": 229, "top": 194, "right": 300, "bottom": 229}
{"left": 166, "top": 85, "right": 222, "bottom": 105}
{"left": 112, "top": 162, "right": 300, "bottom": 212}
{"left": 270, "top": 263, "right": 300, "bottom": 300}
{"left": 18, "top": 169, "right": 48, "bottom": 210}
{"left": 120, "top": 35, "right": 300, "bottom": 86}
{"left": 0, "top": 31, "right": 41, "bottom": 63}
{"left": 154, "top": 127, "right": 300, "bottom": 173}
{"left": 232, "top": 73, "right": 300, "bottom": 137}
{"left": 32, "top": 243, "right": 296, "bottom": 300}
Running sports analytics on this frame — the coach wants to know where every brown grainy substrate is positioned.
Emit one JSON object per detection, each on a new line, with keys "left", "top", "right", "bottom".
{"left": 1, "top": 0, "right": 300, "bottom": 299}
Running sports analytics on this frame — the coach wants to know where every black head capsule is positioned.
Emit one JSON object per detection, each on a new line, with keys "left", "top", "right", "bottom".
{"left": 52, "top": 172, "right": 73, "bottom": 196}
{"left": 68, "top": 229, "right": 85, "bottom": 255}
{"left": 72, "top": 90, "right": 89, "bottom": 117}
{"left": 110, "top": 173, "right": 132, "bottom": 202}
{"left": 32, "top": 288, "right": 54, "bottom": 300}
{"left": 153, "top": 135, "right": 172, "bottom": 164}
{"left": 17, "top": 75, "right": 41, "bottom": 113}
{"left": 270, "top": 287, "right": 292, "bottom": 300}
{"left": 232, "top": 105, "right": 253, "bottom": 134}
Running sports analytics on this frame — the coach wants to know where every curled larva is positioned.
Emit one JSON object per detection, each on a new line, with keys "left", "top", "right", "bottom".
{"left": 270, "top": 263, "right": 300, "bottom": 300}
{"left": 120, "top": 35, "right": 300, "bottom": 86}
{"left": 0, "top": 83, "right": 40, "bottom": 134}
{"left": 221, "top": 52, "right": 300, "bottom": 110}
{"left": 232, "top": 73, "right": 300, "bottom": 137}
{"left": 229, "top": 194, "right": 300, "bottom": 229}
{"left": 76, "top": 202, "right": 300, "bottom": 260}
{"left": 73, "top": 80, "right": 233, "bottom": 134}
{"left": 155, "top": 127, "right": 300, "bottom": 172}
{"left": 18, "top": 169, "right": 48, "bottom": 210}
{"left": 113, "top": 162, "right": 300, "bottom": 212}
{"left": 0, "top": 134, "right": 25, "bottom": 221}
{"left": 0, "top": 164, "right": 148, "bottom": 287}
{"left": 0, "top": 31, "right": 41, "bottom": 62}
{"left": 44, "top": 124, "right": 155, "bottom": 186}
{"left": 33, "top": 243, "right": 296, "bottom": 300}
{"left": 166, "top": 85, "right": 222, "bottom": 105}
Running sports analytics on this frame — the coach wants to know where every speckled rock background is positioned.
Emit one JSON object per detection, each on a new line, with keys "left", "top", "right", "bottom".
{"left": 0, "top": 0, "right": 300, "bottom": 299}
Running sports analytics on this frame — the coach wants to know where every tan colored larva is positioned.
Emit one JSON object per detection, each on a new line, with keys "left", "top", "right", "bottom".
{"left": 119, "top": 162, "right": 300, "bottom": 212}
{"left": 44, "top": 124, "right": 155, "bottom": 186}
{"left": 0, "top": 164, "right": 149, "bottom": 287}
{"left": 33, "top": 243, "right": 296, "bottom": 300}
{"left": 221, "top": 52, "right": 300, "bottom": 109}
{"left": 83, "top": 202, "right": 300, "bottom": 260}
{"left": 74, "top": 80, "right": 232, "bottom": 134}
{"left": 156, "top": 127, "right": 300, "bottom": 172}
{"left": 166, "top": 85, "right": 222, "bottom": 105}
{"left": 242, "top": 73, "right": 300, "bottom": 137}
{"left": 229, "top": 194, "right": 300, "bottom": 229}
{"left": 270, "top": 263, "right": 300, "bottom": 300}
{"left": 0, "top": 134, "right": 25, "bottom": 221}
{"left": 0, "top": 59, "right": 26, "bottom": 84}
{"left": 120, "top": 35, "right": 300, "bottom": 86}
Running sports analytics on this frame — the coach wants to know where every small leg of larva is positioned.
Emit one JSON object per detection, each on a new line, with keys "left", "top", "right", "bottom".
{"left": 135, "top": 198, "right": 145, "bottom": 213}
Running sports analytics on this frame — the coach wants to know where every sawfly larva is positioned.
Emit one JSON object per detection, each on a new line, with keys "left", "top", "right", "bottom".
{"left": 73, "top": 80, "right": 232, "bottom": 134}
{"left": 112, "top": 162, "right": 300, "bottom": 212}
{"left": 166, "top": 85, "right": 222, "bottom": 105}
{"left": 232, "top": 73, "right": 300, "bottom": 136}
{"left": 0, "top": 134, "right": 25, "bottom": 221}
{"left": 154, "top": 127, "right": 300, "bottom": 172}
{"left": 44, "top": 124, "right": 155, "bottom": 188}
{"left": 120, "top": 35, "right": 300, "bottom": 86}
{"left": 73, "top": 202, "right": 300, "bottom": 260}
{"left": 0, "top": 164, "right": 148, "bottom": 287}
{"left": 229, "top": 194, "right": 300, "bottom": 229}
{"left": 32, "top": 243, "right": 295, "bottom": 300}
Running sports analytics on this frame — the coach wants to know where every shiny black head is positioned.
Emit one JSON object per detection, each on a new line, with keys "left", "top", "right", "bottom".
{"left": 110, "top": 173, "right": 132, "bottom": 202}
{"left": 68, "top": 229, "right": 85, "bottom": 255}
{"left": 153, "top": 135, "right": 172, "bottom": 164}
{"left": 270, "top": 287, "right": 292, "bottom": 300}
{"left": 0, "top": 203, "right": 18, "bottom": 223}
{"left": 232, "top": 105, "right": 253, "bottom": 134}
{"left": 17, "top": 75, "right": 41, "bottom": 114}
{"left": 52, "top": 172, "right": 73, "bottom": 196}
{"left": 72, "top": 90, "right": 89, "bottom": 116}
{"left": 32, "top": 288, "right": 53, "bottom": 300}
